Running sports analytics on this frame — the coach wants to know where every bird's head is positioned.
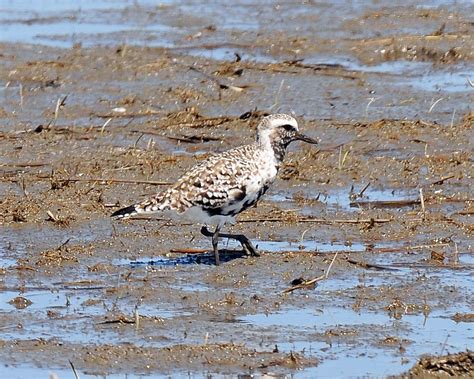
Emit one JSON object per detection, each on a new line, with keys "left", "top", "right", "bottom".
{"left": 256, "top": 114, "right": 318, "bottom": 154}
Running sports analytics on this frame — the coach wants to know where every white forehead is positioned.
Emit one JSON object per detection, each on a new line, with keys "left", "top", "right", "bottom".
{"left": 261, "top": 114, "right": 298, "bottom": 130}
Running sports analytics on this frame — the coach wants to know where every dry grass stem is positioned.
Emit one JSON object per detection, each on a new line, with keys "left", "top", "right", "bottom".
{"left": 100, "top": 118, "right": 112, "bottom": 134}
{"left": 428, "top": 97, "right": 443, "bottom": 113}
{"left": 69, "top": 360, "right": 80, "bottom": 379}
{"left": 419, "top": 188, "right": 426, "bottom": 214}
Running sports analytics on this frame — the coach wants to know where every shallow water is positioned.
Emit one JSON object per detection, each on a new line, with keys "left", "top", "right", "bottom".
{"left": 0, "top": 0, "right": 473, "bottom": 377}
{"left": 1, "top": 1, "right": 472, "bottom": 95}
{"left": 268, "top": 185, "right": 421, "bottom": 212}
{"left": 241, "top": 305, "right": 473, "bottom": 377}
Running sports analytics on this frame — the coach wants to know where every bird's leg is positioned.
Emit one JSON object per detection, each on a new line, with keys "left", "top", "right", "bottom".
{"left": 211, "top": 225, "right": 221, "bottom": 266}
{"left": 201, "top": 226, "right": 260, "bottom": 257}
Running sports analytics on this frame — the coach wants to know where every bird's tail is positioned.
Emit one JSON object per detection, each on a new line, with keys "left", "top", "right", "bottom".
{"left": 111, "top": 197, "right": 169, "bottom": 219}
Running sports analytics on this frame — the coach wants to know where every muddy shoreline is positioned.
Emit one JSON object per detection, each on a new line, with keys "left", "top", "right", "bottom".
{"left": 1, "top": 1, "right": 473, "bottom": 378}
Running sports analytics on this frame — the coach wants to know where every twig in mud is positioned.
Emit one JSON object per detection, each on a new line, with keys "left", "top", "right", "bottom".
{"left": 277, "top": 60, "right": 360, "bottom": 80}
{"left": 359, "top": 33, "right": 469, "bottom": 45}
{"left": 349, "top": 199, "right": 421, "bottom": 208}
{"left": 59, "top": 177, "right": 171, "bottom": 186}
{"left": 299, "top": 229, "right": 310, "bottom": 248}
{"left": 54, "top": 95, "right": 68, "bottom": 121}
{"left": 103, "top": 202, "right": 120, "bottom": 208}
{"left": 450, "top": 109, "right": 456, "bottom": 128}
{"left": 282, "top": 252, "right": 338, "bottom": 293}
{"left": 270, "top": 79, "right": 285, "bottom": 111}
{"left": 98, "top": 315, "right": 136, "bottom": 325}
{"left": 100, "top": 118, "right": 112, "bottom": 134}
{"left": 430, "top": 174, "right": 455, "bottom": 185}
{"left": 453, "top": 242, "right": 459, "bottom": 265}
{"left": 133, "top": 115, "right": 234, "bottom": 130}
{"left": 358, "top": 182, "right": 371, "bottom": 197}
{"left": 166, "top": 134, "right": 223, "bottom": 144}
{"left": 95, "top": 109, "right": 161, "bottom": 118}
{"left": 19, "top": 177, "right": 28, "bottom": 197}
{"left": 345, "top": 258, "right": 398, "bottom": 271}
{"left": 189, "top": 66, "right": 247, "bottom": 92}
{"left": 365, "top": 97, "right": 375, "bottom": 116}
{"left": 69, "top": 360, "right": 80, "bottom": 379}
{"left": 46, "top": 210, "right": 59, "bottom": 223}
{"left": 428, "top": 97, "right": 443, "bottom": 113}
{"left": 146, "top": 137, "right": 155, "bottom": 150}
{"left": 0, "top": 162, "right": 50, "bottom": 168}
{"left": 135, "top": 306, "right": 140, "bottom": 329}
{"left": 374, "top": 243, "right": 451, "bottom": 253}
{"left": 58, "top": 238, "right": 71, "bottom": 251}
{"left": 389, "top": 262, "right": 472, "bottom": 269}
{"left": 239, "top": 217, "right": 393, "bottom": 224}
{"left": 19, "top": 83, "right": 24, "bottom": 109}
{"left": 419, "top": 188, "right": 426, "bottom": 214}
{"left": 338, "top": 146, "right": 350, "bottom": 170}
{"left": 133, "top": 132, "right": 145, "bottom": 148}
{"left": 439, "top": 335, "right": 449, "bottom": 356}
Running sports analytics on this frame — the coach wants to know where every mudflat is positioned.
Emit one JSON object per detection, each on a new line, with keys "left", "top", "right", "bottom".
{"left": 0, "top": 1, "right": 473, "bottom": 377}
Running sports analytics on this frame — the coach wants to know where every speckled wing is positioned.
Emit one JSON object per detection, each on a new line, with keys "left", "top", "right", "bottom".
{"left": 170, "top": 144, "right": 261, "bottom": 216}
{"left": 112, "top": 143, "right": 272, "bottom": 219}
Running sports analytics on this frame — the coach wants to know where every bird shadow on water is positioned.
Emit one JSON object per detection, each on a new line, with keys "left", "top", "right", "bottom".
{"left": 121, "top": 249, "right": 247, "bottom": 267}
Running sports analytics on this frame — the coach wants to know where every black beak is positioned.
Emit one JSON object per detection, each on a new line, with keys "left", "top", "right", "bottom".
{"left": 294, "top": 132, "right": 318, "bottom": 144}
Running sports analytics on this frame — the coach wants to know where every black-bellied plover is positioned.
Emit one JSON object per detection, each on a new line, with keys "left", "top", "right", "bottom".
{"left": 112, "top": 114, "right": 318, "bottom": 265}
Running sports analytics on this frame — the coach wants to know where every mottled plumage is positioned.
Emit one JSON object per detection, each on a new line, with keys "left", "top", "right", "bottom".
{"left": 112, "top": 114, "right": 318, "bottom": 265}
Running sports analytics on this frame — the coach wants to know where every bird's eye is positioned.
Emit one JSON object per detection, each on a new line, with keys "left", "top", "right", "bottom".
{"left": 282, "top": 124, "right": 294, "bottom": 132}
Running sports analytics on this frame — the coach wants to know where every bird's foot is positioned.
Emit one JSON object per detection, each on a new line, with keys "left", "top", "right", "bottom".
{"left": 200, "top": 226, "right": 260, "bottom": 257}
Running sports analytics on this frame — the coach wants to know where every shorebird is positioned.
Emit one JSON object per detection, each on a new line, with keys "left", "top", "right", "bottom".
{"left": 112, "top": 114, "right": 318, "bottom": 265}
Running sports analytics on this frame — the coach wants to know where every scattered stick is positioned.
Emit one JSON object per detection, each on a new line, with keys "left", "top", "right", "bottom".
{"left": 46, "top": 210, "right": 59, "bottom": 222}
{"left": 270, "top": 79, "right": 285, "bottom": 110}
{"left": 239, "top": 217, "right": 393, "bottom": 224}
{"left": 359, "top": 33, "right": 469, "bottom": 45}
{"left": 453, "top": 242, "right": 459, "bottom": 265}
{"left": 430, "top": 174, "right": 455, "bottom": 185}
{"left": 0, "top": 162, "right": 50, "bottom": 167}
{"left": 99, "top": 315, "right": 135, "bottom": 324}
{"left": 189, "top": 66, "right": 247, "bottom": 92}
{"left": 95, "top": 109, "right": 161, "bottom": 118}
{"left": 384, "top": 261, "right": 472, "bottom": 269}
{"left": 54, "top": 95, "right": 68, "bottom": 121}
{"left": 349, "top": 199, "right": 420, "bottom": 208}
{"left": 69, "top": 360, "right": 80, "bottom": 379}
{"left": 419, "top": 188, "right": 426, "bottom": 214}
{"left": 282, "top": 252, "right": 338, "bottom": 293}
{"left": 19, "top": 83, "right": 24, "bottom": 109}
{"left": 57, "top": 177, "right": 171, "bottom": 186}
{"left": 100, "top": 118, "right": 112, "bottom": 134}
{"left": 57, "top": 238, "right": 71, "bottom": 251}
{"left": 135, "top": 307, "right": 140, "bottom": 329}
{"left": 166, "top": 134, "right": 223, "bottom": 144}
{"left": 428, "top": 97, "right": 444, "bottom": 113}
{"left": 450, "top": 109, "right": 456, "bottom": 128}
{"left": 135, "top": 115, "right": 234, "bottom": 129}
{"left": 0, "top": 176, "right": 170, "bottom": 186}
{"left": 358, "top": 182, "right": 371, "bottom": 197}
{"left": 345, "top": 258, "right": 398, "bottom": 271}
{"left": 19, "top": 177, "right": 28, "bottom": 197}
{"left": 365, "top": 97, "right": 376, "bottom": 116}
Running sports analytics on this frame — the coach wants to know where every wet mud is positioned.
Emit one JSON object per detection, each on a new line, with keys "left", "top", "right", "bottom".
{"left": 0, "top": 1, "right": 473, "bottom": 378}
